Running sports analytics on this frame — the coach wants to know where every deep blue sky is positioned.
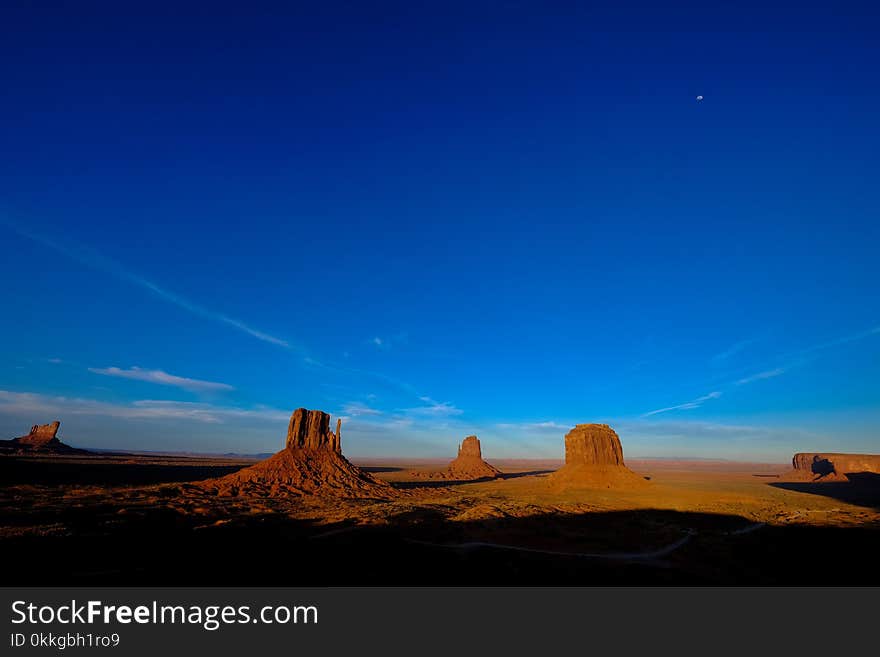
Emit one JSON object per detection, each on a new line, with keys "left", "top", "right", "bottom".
{"left": 1, "top": 1, "right": 878, "bottom": 460}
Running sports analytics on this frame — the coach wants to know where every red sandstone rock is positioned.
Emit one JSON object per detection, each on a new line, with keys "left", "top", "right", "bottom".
{"left": 1, "top": 421, "right": 89, "bottom": 454}
{"left": 789, "top": 452, "right": 880, "bottom": 481}
{"left": 563, "top": 424, "right": 625, "bottom": 466}
{"left": 447, "top": 436, "right": 502, "bottom": 480}
{"left": 548, "top": 423, "right": 645, "bottom": 489}
{"left": 203, "top": 408, "right": 393, "bottom": 498}
{"left": 411, "top": 435, "right": 502, "bottom": 481}
{"left": 285, "top": 408, "right": 340, "bottom": 451}
{"left": 16, "top": 421, "right": 61, "bottom": 447}
{"left": 457, "top": 435, "right": 483, "bottom": 458}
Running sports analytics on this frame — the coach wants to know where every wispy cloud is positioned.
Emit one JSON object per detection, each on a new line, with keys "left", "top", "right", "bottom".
{"left": 496, "top": 420, "right": 568, "bottom": 432}
{"left": 403, "top": 396, "right": 463, "bottom": 417}
{"left": 3, "top": 220, "right": 433, "bottom": 405}
{"left": 0, "top": 390, "right": 287, "bottom": 424}
{"left": 2, "top": 220, "right": 292, "bottom": 349}
{"left": 644, "top": 324, "right": 879, "bottom": 421}
{"left": 133, "top": 277, "right": 291, "bottom": 348}
{"left": 47, "top": 358, "right": 64, "bottom": 364}
{"left": 368, "top": 332, "right": 408, "bottom": 351}
{"left": 613, "top": 417, "right": 822, "bottom": 460}
{"left": 88, "top": 366, "right": 234, "bottom": 392}
{"left": 728, "top": 324, "right": 880, "bottom": 387}
{"left": 735, "top": 368, "right": 785, "bottom": 386}
{"left": 795, "top": 325, "right": 880, "bottom": 357}
{"left": 342, "top": 401, "right": 383, "bottom": 417}
{"left": 711, "top": 339, "right": 754, "bottom": 365}
{"left": 341, "top": 415, "right": 415, "bottom": 432}
{"left": 643, "top": 391, "right": 722, "bottom": 417}
{"left": 302, "top": 356, "right": 421, "bottom": 398}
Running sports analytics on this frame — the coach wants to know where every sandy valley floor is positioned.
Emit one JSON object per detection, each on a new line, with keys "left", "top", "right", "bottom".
{"left": 1, "top": 453, "right": 878, "bottom": 585}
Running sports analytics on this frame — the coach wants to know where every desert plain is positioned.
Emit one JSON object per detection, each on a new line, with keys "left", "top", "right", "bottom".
{"left": 1, "top": 413, "right": 879, "bottom": 585}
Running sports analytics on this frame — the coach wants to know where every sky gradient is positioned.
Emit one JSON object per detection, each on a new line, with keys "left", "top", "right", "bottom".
{"left": 1, "top": 1, "right": 879, "bottom": 461}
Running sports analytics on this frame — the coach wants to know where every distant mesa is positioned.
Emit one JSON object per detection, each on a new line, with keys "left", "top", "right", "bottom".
{"left": 548, "top": 423, "right": 646, "bottom": 489}
{"left": 449, "top": 435, "right": 502, "bottom": 480}
{"left": 789, "top": 452, "right": 880, "bottom": 482}
{"left": 200, "top": 408, "right": 394, "bottom": 498}
{"left": 564, "top": 423, "right": 625, "bottom": 466}
{"left": 0, "top": 421, "right": 90, "bottom": 455}
{"left": 18, "top": 421, "right": 61, "bottom": 448}
{"left": 413, "top": 435, "right": 502, "bottom": 481}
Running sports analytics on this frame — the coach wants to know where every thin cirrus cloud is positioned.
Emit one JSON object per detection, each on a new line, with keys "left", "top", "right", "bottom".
{"left": 403, "top": 396, "right": 464, "bottom": 417}
{"left": 710, "top": 339, "right": 755, "bottom": 365}
{"left": 367, "top": 332, "right": 408, "bottom": 351}
{"left": 0, "top": 390, "right": 288, "bottom": 424}
{"left": 795, "top": 324, "right": 880, "bottom": 357}
{"left": 641, "top": 324, "right": 879, "bottom": 420}
{"left": 88, "top": 366, "right": 234, "bottom": 392}
{"left": 2, "top": 219, "right": 293, "bottom": 350}
{"left": 342, "top": 401, "right": 383, "bottom": 417}
{"left": 3, "top": 220, "right": 433, "bottom": 404}
{"left": 643, "top": 391, "right": 723, "bottom": 417}
{"left": 727, "top": 325, "right": 880, "bottom": 387}
{"left": 735, "top": 368, "right": 786, "bottom": 386}
{"left": 496, "top": 420, "right": 568, "bottom": 432}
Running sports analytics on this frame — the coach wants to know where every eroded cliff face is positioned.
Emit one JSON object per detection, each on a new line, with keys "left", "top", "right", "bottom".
{"left": 410, "top": 435, "right": 502, "bottom": 481}
{"left": 1, "top": 421, "right": 88, "bottom": 454}
{"left": 16, "top": 421, "right": 61, "bottom": 447}
{"left": 457, "top": 435, "right": 483, "bottom": 458}
{"left": 447, "top": 436, "right": 501, "bottom": 480}
{"left": 792, "top": 452, "right": 880, "bottom": 479}
{"left": 285, "top": 408, "right": 340, "bottom": 452}
{"left": 549, "top": 423, "right": 645, "bottom": 489}
{"left": 201, "top": 408, "right": 392, "bottom": 498}
{"left": 563, "top": 424, "right": 625, "bottom": 466}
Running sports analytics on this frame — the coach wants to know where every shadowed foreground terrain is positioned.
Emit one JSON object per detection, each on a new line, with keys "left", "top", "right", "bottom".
{"left": 1, "top": 453, "right": 879, "bottom": 585}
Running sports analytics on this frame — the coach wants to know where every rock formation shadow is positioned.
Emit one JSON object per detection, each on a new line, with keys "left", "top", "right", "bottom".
{"left": 3, "top": 503, "right": 879, "bottom": 586}
{"left": 392, "top": 477, "right": 500, "bottom": 489}
{"left": 810, "top": 457, "right": 836, "bottom": 477}
{"left": 500, "top": 469, "right": 554, "bottom": 480}
{"left": 770, "top": 472, "right": 880, "bottom": 510}
{"left": 0, "top": 457, "right": 248, "bottom": 486}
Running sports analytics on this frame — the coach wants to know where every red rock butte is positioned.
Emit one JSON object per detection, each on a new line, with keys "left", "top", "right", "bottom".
{"left": 200, "top": 408, "right": 393, "bottom": 498}
{"left": 411, "top": 435, "right": 502, "bottom": 481}
{"left": 790, "top": 452, "right": 880, "bottom": 481}
{"left": 0, "top": 421, "right": 89, "bottom": 455}
{"left": 16, "top": 421, "right": 62, "bottom": 447}
{"left": 285, "top": 408, "right": 341, "bottom": 451}
{"left": 446, "top": 436, "right": 502, "bottom": 480}
{"left": 548, "top": 423, "right": 645, "bottom": 488}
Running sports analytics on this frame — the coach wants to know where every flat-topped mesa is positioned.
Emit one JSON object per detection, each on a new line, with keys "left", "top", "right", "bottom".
{"left": 17, "top": 421, "right": 61, "bottom": 447}
{"left": 564, "top": 424, "right": 625, "bottom": 466}
{"left": 285, "top": 408, "right": 341, "bottom": 452}
{"left": 549, "top": 423, "right": 645, "bottom": 489}
{"left": 791, "top": 452, "right": 880, "bottom": 479}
